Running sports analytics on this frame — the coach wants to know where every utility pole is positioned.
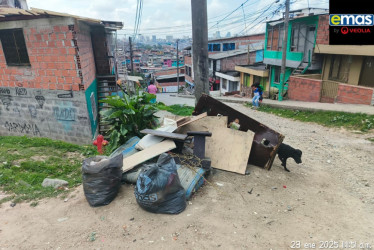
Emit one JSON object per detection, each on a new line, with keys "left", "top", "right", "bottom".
{"left": 129, "top": 36, "right": 134, "bottom": 74}
{"left": 176, "top": 39, "right": 180, "bottom": 94}
{"left": 279, "top": 0, "right": 290, "bottom": 101}
{"left": 191, "top": 0, "right": 209, "bottom": 102}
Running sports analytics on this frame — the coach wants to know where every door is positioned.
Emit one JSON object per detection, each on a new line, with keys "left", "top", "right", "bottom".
{"left": 303, "top": 26, "right": 316, "bottom": 63}
{"left": 359, "top": 57, "right": 374, "bottom": 87}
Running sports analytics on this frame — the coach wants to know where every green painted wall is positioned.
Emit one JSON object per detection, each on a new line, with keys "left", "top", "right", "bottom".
{"left": 270, "top": 66, "right": 292, "bottom": 90}
{"left": 85, "top": 78, "right": 98, "bottom": 138}
{"left": 264, "top": 15, "right": 319, "bottom": 62}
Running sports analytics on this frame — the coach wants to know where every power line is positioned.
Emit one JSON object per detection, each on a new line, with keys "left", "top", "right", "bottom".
{"left": 209, "top": 0, "right": 250, "bottom": 30}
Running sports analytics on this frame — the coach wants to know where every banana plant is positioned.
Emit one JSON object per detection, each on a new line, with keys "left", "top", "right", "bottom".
{"left": 99, "top": 91, "right": 158, "bottom": 153}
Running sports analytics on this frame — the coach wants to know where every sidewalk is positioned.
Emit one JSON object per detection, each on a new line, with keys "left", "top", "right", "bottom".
{"left": 170, "top": 94, "right": 374, "bottom": 115}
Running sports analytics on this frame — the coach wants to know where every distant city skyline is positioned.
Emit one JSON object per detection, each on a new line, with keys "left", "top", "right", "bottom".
{"left": 28, "top": 0, "right": 329, "bottom": 39}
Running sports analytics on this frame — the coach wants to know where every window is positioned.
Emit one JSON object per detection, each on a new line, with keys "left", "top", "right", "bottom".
{"left": 266, "top": 26, "right": 273, "bottom": 50}
{"left": 244, "top": 74, "right": 251, "bottom": 87}
{"left": 208, "top": 43, "right": 221, "bottom": 52}
{"left": 267, "top": 24, "right": 284, "bottom": 51}
{"left": 222, "top": 79, "right": 227, "bottom": 89}
{"left": 273, "top": 67, "right": 281, "bottom": 83}
{"left": 328, "top": 55, "right": 351, "bottom": 83}
{"left": 228, "top": 81, "right": 238, "bottom": 92}
{"left": 0, "top": 29, "right": 30, "bottom": 66}
{"left": 223, "top": 43, "right": 235, "bottom": 51}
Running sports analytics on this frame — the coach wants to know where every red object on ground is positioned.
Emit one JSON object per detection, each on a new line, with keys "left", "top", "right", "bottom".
{"left": 283, "top": 185, "right": 287, "bottom": 188}
{"left": 93, "top": 135, "right": 108, "bottom": 154}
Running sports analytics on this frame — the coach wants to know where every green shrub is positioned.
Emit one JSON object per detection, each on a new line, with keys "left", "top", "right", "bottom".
{"left": 100, "top": 91, "right": 159, "bottom": 153}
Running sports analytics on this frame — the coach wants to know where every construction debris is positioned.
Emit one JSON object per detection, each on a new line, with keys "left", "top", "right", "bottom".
{"left": 82, "top": 95, "right": 285, "bottom": 210}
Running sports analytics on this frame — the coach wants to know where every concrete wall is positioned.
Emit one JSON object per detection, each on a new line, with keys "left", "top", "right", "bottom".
{"left": 0, "top": 87, "right": 92, "bottom": 144}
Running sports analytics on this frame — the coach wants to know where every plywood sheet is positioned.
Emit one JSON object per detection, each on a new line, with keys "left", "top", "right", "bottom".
{"left": 122, "top": 140, "right": 176, "bottom": 172}
{"left": 205, "top": 128, "right": 254, "bottom": 174}
{"left": 178, "top": 116, "right": 254, "bottom": 174}
{"left": 178, "top": 115, "right": 228, "bottom": 134}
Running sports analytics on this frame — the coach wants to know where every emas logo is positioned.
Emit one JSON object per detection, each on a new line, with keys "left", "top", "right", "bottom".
{"left": 330, "top": 14, "right": 374, "bottom": 26}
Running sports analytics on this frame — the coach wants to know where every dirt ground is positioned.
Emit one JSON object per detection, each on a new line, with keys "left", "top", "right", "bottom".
{"left": 1, "top": 103, "right": 374, "bottom": 250}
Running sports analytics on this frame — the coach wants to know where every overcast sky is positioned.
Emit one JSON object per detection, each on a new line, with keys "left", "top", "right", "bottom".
{"left": 27, "top": 0, "right": 329, "bottom": 39}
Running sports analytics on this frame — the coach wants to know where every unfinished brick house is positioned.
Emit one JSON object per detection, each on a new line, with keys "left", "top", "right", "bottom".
{"left": 0, "top": 4, "right": 123, "bottom": 143}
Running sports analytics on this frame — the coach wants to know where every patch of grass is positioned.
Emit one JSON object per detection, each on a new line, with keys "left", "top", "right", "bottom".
{"left": 0, "top": 136, "right": 97, "bottom": 205}
{"left": 367, "top": 137, "right": 374, "bottom": 143}
{"left": 157, "top": 102, "right": 194, "bottom": 116}
{"left": 244, "top": 102, "right": 374, "bottom": 132}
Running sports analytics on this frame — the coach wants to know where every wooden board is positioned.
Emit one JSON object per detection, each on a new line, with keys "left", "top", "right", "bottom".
{"left": 122, "top": 140, "right": 176, "bottom": 172}
{"left": 205, "top": 127, "right": 254, "bottom": 174}
{"left": 140, "top": 129, "right": 188, "bottom": 141}
{"left": 178, "top": 115, "right": 228, "bottom": 134}
{"left": 178, "top": 116, "right": 254, "bottom": 174}
{"left": 177, "top": 112, "right": 207, "bottom": 127}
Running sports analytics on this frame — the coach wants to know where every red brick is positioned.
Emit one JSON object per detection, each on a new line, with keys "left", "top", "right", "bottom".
{"left": 72, "top": 84, "right": 80, "bottom": 91}
{"left": 53, "top": 26, "right": 61, "bottom": 32}
{"left": 49, "top": 83, "right": 56, "bottom": 90}
{"left": 63, "top": 84, "right": 71, "bottom": 90}
{"left": 56, "top": 83, "right": 64, "bottom": 90}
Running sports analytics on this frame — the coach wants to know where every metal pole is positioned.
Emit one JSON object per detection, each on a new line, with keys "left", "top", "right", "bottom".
{"left": 191, "top": 0, "right": 210, "bottom": 103}
{"left": 279, "top": 0, "right": 290, "bottom": 101}
{"left": 176, "top": 39, "right": 180, "bottom": 94}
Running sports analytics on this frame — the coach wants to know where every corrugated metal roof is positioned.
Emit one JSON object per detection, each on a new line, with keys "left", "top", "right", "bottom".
{"left": 209, "top": 43, "right": 264, "bottom": 60}
{"left": 0, "top": 7, "right": 123, "bottom": 28}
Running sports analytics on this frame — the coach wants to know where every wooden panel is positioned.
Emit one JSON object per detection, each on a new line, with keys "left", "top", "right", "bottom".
{"left": 321, "top": 81, "right": 339, "bottom": 98}
{"left": 122, "top": 140, "right": 176, "bottom": 172}
{"left": 205, "top": 127, "right": 254, "bottom": 174}
{"left": 177, "top": 112, "right": 207, "bottom": 127}
{"left": 178, "top": 116, "right": 254, "bottom": 174}
{"left": 140, "top": 129, "right": 188, "bottom": 141}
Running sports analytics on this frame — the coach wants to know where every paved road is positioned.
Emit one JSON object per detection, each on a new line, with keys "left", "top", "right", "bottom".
{"left": 157, "top": 93, "right": 374, "bottom": 115}
{"left": 156, "top": 93, "right": 195, "bottom": 106}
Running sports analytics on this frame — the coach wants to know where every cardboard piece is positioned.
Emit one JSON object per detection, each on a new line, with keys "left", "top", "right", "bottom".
{"left": 178, "top": 116, "right": 254, "bottom": 174}
{"left": 123, "top": 140, "right": 176, "bottom": 172}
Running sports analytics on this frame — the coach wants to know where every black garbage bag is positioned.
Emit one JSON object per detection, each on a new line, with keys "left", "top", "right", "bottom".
{"left": 134, "top": 153, "right": 186, "bottom": 214}
{"left": 82, "top": 154, "right": 123, "bottom": 207}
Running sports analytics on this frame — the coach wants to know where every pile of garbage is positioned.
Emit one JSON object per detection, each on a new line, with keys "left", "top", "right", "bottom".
{"left": 82, "top": 95, "right": 284, "bottom": 214}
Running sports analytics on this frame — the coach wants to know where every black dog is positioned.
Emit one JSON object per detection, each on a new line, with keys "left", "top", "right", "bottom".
{"left": 277, "top": 143, "right": 302, "bottom": 172}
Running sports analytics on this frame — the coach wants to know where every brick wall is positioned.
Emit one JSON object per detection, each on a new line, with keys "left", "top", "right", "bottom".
{"left": 0, "top": 17, "right": 98, "bottom": 143}
{"left": 288, "top": 76, "right": 322, "bottom": 102}
{"left": 221, "top": 53, "right": 249, "bottom": 72}
{"left": 316, "top": 14, "right": 329, "bottom": 45}
{"left": 0, "top": 24, "right": 81, "bottom": 91}
{"left": 91, "top": 27, "right": 110, "bottom": 75}
{"left": 154, "top": 67, "right": 184, "bottom": 77}
{"left": 336, "top": 84, "right": 374, "bottom": 105}
{"left": 184, "top": 55, "right": 192, "bottom": 65}
{"left": 75, "top": 22, "right": 96, "bottom": 89}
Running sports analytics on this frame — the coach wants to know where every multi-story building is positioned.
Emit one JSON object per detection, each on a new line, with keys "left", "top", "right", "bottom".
{"left": 263, "top": 8, "right": 328, "bottom": 99}
{"left": 287, "top": 14, "right": 374, "bottom": 105}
